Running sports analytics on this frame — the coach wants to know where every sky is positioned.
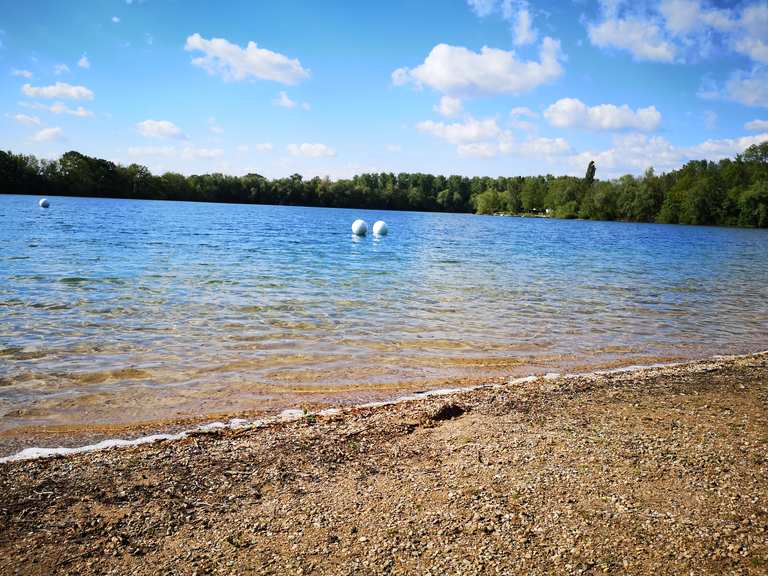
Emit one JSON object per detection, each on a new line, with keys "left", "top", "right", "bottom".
{"left": 1, "top": 0, "right": 767, "bottom": 180}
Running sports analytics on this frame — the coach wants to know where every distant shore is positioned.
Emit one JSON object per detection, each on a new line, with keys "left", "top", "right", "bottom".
{"left": 1, "top": 352, "right": 767, "bottom": 575}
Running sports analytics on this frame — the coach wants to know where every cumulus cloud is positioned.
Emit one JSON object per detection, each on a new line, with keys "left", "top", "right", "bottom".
{"left": 392, "top": 37, "right": 563, "bottom": 95}
{"left": 416, "top": 117, "right": 501, "bottom": 144}
{"left": 746, "top": 119, "right": 768, "bottom": 131}
{"left": 510, "top": 107, "right": 537, "bottom": 118}
{"left": 467, "top": 0, "right": 496, "bottom": 17}
{"left": 184, "top": 33, "right": 309, "bottom": 84}
{"left": 22, "top": 82, "right": 94, "bottom": 100}
{"left": 588, "top": 17, "right": 676, "bottom": 62}
{"left": 78, "top": 54, "right": 90, "bottom": 69}
{"left": 509, "top": 106, "right": 538, "bottom": 131}
{"left": 275, "top": 91, "right": 296, "bottom": 108}
{"left": 688, "top": 133, "right": 768, "bottom": 158}
{"left": 566, "top": 131, "right": 768, "bottom": 178}
{"left": 12, "top": 113, "right": 41, "bottom": 126}
{"left": 136, "top": 119, "right": 185, "bottom": 139}
{"left": 512, "top": 8, "right": 537, "bottom": 46}
{"left": 54, "top": 64, "right": 70, "bottom": 75}
{"left": 287, "top": 143, "right": 336, "bottom": 157}
{"left": 456, "top": 135, "right": 570, "bottom": 158}
{"left": 734, "top": 3, "right": 768, "bottom": 64}
{"left": 543, "top": 98, "right": 662, "bottom": 131}
{"left": 466, "top": 0, "right": 538, "bottom": 46}
{"left": 11, "top": 69, "right": 33, "bottom": 78}
{"left": 434, "top": 96, "right": 463, "bottom": 117}
{"left": 588, "top": 1, "right": 767, "bottom": 65}
{"left": 699, "top": 67, "right": 768, "bottom": 108}
{"left": 20, "top": 101, "right": 94, "bottom": 117}
{"left": 31, "top": 127, "right": 64, "bottom": 142}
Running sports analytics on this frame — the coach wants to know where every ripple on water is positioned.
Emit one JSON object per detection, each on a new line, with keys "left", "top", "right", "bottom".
{"left": 0, "top": 196, "right": 767, "bottom": 433}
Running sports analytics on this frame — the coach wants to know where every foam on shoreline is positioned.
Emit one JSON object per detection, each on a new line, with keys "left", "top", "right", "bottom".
{"left": 2, "top": 351, "right": 765, "bottom": 465}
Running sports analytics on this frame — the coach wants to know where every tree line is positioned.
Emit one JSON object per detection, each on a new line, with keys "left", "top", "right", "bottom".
{"left": 1, "top": 142, "right": 767, "bottom": 227}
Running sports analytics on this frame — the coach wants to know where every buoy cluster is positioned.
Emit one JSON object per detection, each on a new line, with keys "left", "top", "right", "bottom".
{"left": 352, "top": 219, "right": 388, "bottom": 237}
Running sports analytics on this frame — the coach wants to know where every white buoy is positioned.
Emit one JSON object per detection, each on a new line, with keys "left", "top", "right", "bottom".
{"left": 38, "top": 198, "right": 50, "bottom": 208}
{"left": 351, "top": 219, "right": 368, "bottom": 236}
{"left": 372, "top": 220, "right": 388, "bottom": 236}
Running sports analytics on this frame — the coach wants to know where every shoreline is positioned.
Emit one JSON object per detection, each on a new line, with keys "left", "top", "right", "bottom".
{"left": 0, "top": 351, "right": 753, "bottom": 464}
{"left": 1, "top": 351, "right": 767, "bottom": 574}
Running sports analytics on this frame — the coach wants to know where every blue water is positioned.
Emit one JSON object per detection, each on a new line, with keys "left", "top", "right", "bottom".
{"left": 1, "top": 194, "right": 768, "bottom": 439}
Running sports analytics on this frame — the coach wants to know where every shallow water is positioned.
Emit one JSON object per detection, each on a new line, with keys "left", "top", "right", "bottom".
{"left": 1, "top": 194, "right": 768, "bottom": 442}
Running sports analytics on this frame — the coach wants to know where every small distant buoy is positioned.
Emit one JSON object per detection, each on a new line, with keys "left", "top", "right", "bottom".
{"left": 351, "top": 219, "right": 368, "bottom": 236}
{"left": 373, "top": 220, "right": 388, "bottom": 236}
{"left": 38, "top": 198, "right": 50, "bottom": 208}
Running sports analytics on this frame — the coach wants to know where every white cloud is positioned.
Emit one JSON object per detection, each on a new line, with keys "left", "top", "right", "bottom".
{"left": 688, "top": 133, "right": 768, "bottom": 159}
{"left": 458, "top": 142, "right": 498, "bottom": 157}
{"left": 184, "top": 33, "right": 310, "bottom": 84}
{"left": 660, "top": 0, "right": 736, "bottom": 36}
{"left": 466, "top": 0, "right": 537, "bottom": 46}
{"left": 512, "top": 8, "right": 537, "bottom": 46}
{"left": 11, "top": 69, "right": 33, "bottom": 78}
{"left": 588, "top": 17, "right": 677, "bottom": 62}
{"left": 145, "top": 33, "right": 154, "bottom": 46}
{"left": 386, "top": 144, "right": 402, "bottom": 152}
{"left": 136, "top": 119, "right": 185, "bottom": 139}
{"left": 456, "top": 134, "right": 570, "bottom": 158}
{"left": 31, "top": 127, "right": 63, "bottom": 142}
{"left": 543, "top": 98, "right": 662, "bottom": 131}
{"left": 746, "top": 119, "right": 768, "bottom": 131}
{"left": 510, "top": 106, "right": 537, "bottom": 118}
{"left": 12, "top": 113, "right": 41, "bottom": 126}
{"left": 22, "top": 82, "right": 94, "bottom": 100}
{"left": 287, "top": 143, "right": 336, "bottom": 157}
{"left": 566, "top": 131, "right": 768, "bottom": 178}
{"left": 208, "top": 117, "right": 224, "bottom": 134}
{"left": 589, "top": 1, "right": 765, "bottom": 65}
{"left": 700, "top": 67, "right": 768, "bottom": 108}
{"left": 508, "top": 136, "right": 570, "bottom": 156}
{"left": 416, "top": 117, "right": 501, "bottom": 144}
{"left": 112, "top": 16, "right": 120, "bottom": 23}
{"left": 128, "top": 146, "right": 177, "bottom": 157}
{"left": 181, "top": 146, "right": 224, "bottom": 159}
{"left": 301, "top": 101, "right": 311, "bottom": 111}
{"left": 78, "top": 54, "right": 90, "bottom": 69}
{"left": 54, "top": 64, "right": 70, "bottom": 75}
{"left": 392, "top": 37, "right": 563, "bottom": 95}
{"left": 254, "top": 143, "right": 273, "bottom": 152}
{"left": 434, "top": 96, "right": 463, "bottom": 117}
{"left": 467, "top": 0, "right": 496, "bottom": 17}
{"left": 20, "top": 101, "right": 94, "bottom": 117}
{"left": 275, "top": 91, "right": 296, "bottom": 108}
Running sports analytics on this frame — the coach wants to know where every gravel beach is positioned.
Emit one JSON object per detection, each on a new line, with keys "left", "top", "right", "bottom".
{"left": 1, "top": 353, "right": 767, "bottom": 575}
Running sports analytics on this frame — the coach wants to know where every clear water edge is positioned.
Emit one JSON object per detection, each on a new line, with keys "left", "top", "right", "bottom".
{"left": 2, "top": 194, "right": 768, "bottom": 455}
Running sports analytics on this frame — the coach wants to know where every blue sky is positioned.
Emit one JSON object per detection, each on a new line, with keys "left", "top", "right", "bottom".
{"left": 1, "top": 0, "right": 767, "bottom": 179}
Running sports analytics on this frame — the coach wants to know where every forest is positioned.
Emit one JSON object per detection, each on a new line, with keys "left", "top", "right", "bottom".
{"left": 1, "top": 141, "right": 767, "bottom": 227}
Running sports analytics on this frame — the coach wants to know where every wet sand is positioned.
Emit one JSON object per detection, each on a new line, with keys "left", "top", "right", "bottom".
{"left": 1, "top": 352, "right": 767, "bottom": 575}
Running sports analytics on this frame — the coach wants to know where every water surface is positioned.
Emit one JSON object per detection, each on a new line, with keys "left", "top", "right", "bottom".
{"left": 2, "top": 195, "right": 768, "bottom": 449}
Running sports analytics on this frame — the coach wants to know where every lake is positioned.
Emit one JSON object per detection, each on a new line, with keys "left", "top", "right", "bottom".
{"left": 1, "top": 194, "right": 768, "bottom": 452}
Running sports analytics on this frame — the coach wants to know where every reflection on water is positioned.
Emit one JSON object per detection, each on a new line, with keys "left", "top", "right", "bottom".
{"left": 1, "top": 194, "right": 768, "bottom": 434}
